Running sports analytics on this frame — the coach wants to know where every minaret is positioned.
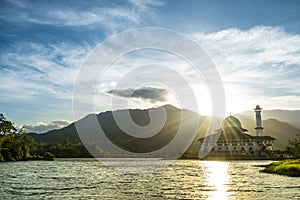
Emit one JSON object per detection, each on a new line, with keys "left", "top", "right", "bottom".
{"left": 254, "top": 105, "right": 263, "bottom": 136}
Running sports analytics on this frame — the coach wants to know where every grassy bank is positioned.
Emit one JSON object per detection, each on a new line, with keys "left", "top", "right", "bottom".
{"left": 261, "top": 159, "right": 300, "bottom": 177}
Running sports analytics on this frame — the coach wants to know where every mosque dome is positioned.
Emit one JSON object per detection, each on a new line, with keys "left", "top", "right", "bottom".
{"left": 223, "top": 116, "right": 242, "bottom": 128}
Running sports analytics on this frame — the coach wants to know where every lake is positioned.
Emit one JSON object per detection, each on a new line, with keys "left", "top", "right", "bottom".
{"left": 0, "top": 159, "right": 299, "bottom": 199}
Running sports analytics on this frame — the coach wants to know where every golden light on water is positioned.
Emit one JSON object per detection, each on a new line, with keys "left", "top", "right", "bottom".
{"left": 203, "top": 161, "right": 230, "bottom": 200}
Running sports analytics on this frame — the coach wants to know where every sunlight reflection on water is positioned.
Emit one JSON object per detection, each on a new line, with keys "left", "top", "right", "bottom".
{"left": 203, "top": 161, "right": 230, "bottom": 200}
{"left": 1, "top": 159, "right": 299, "bottom": 199}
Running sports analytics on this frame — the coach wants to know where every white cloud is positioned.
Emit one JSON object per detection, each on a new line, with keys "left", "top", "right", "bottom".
{"left": 191, "top": 26, "right": 300, "bottom": 112}
{"left": 2, "top": 24, "right": 300, "bottom": 124}
{"left": 0, "top": 41, "right": 92, "bottom": 102}
{"left": 30, "top": 7, "right": 141, "bottom": 30}
{"left": 0, "top": 0, "right": 166, "bottom": 104}
{"left": 193, "top": 26, "right": 300, "bottom": 77}
{"left": 24, "top": 120, "right": 72, "bottom": 133}
{"left": 1, "top": 0, "right": 165, "bottom": 31}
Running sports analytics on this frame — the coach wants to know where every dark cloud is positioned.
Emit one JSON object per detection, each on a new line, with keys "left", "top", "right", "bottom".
{"left": 24, "top": 120, "right": 71, "bottom": 133}
{"left": 107, "top": 87, "right": 170, "bottom": 103}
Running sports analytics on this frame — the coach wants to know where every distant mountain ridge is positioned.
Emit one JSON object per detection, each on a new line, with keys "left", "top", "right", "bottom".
{"left": 30, "top": 105, "right": 209, "bottom": 157}
{"left": 242, "top": 109, "right": 300, "bottom": 129}
{"left": 29, "top": 105, "right": 300, "bottom": 152}
{"left": 236, "top": 114, "right": 300, "bottom": 150}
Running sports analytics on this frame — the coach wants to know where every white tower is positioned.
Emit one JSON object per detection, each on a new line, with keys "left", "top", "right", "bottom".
{"left": 254, "top": 105, "right": 263, "bottom": 136}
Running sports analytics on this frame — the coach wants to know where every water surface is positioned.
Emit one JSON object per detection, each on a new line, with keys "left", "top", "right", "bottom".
{"left": 0, "top": 159, "right": 299, "bottom": 199}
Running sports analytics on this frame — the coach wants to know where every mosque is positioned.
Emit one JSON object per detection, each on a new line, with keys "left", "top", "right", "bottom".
{"left": 198, "top": 105, "right": 276, "bottom": 156}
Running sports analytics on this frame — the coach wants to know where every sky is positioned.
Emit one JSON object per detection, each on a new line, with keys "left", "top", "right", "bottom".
{"left": 1, "top": 0, "right": 300, "bottom": 132}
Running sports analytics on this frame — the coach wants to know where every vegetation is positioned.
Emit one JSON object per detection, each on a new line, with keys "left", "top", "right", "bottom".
{"left": 0, "top": 114, "right": 32, "bottom": 161}
{"left": 0, "top": 133, "right": 35, "bottom": 161}
{"left": 261, "top": 135, "right": 300, "bottom": 177}
{"left": 0, "top": 113, "right": 95, "bottom": 160}
{"left": 285, "top": 134, "right": 300, "bottom": 158}
{"left": 261, "top": 159, "right": 300, "bottom": 177}
{"left": 43, "top": 152, "right": 55, "bottom": 160}
{"left": 36, "top": 142, "right": 92, "bottom": 158}
{"left": 0, "top": 113, "right": 53, "bottom": 161}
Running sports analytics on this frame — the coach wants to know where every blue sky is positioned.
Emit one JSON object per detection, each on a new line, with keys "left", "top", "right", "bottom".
{"left": 1, "top": 0, "right": 300, "bottom": 132}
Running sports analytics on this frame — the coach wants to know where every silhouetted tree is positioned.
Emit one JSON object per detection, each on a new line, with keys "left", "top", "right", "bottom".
{"left": 0, "top": 114, "right": 17, "bottom": 135}
{"left": 0, "top": 113, "right": 40, "bottom": 161}
{"left": 286, "top": 134, "right": 300, "bottom": 158}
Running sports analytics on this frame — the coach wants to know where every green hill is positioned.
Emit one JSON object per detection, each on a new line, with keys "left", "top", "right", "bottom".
{"left": 29, "top": 105, "right": 300, "bottom": 157}
{"left": 30, "top": 105, "right": 210, "bottom": 157}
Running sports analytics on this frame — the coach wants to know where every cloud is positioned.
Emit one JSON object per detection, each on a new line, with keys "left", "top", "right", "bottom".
{"left": 0, "top": 0, "right": 166, "bottom": 103}
{"left": 27, "top": 7, "right": 140, "bottom": 29}
{"left": 192, "top": 26, "right": 300, "bottom": 84}
{"left": 0, "top": 0, "right": 164, "bottom": 31}
{"left": 190, "top": 26, "right": 300, "bottom": 111}
{"left": 0, "top": 0, "right": 167, "bottom": 123}
{"left": 107, "top": 87, "right": 170, "bottom": 103}
{"left": 24, "top": 120, "right": 72, "bottom": 133}
{"left": 92, "top": 26, "right": 300, "bottom": 114}
{"left": 0, "top": 42, "right": 91, "bottom": 101}
{"left": 1, "top": 7, "right": 300, "bottom": 124}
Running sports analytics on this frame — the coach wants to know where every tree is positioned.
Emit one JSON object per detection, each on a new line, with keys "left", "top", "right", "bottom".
{"left": 0, "top": 113, "right": 38, "bottom": 161}
{"left": 0, "top": 114, "right": 16, "bottom": 135}
{"left": 286, "top": 134, "right": 300, "bottom": 158}
{"left": 16, "top": 133, "right": 35, "bottom": 159}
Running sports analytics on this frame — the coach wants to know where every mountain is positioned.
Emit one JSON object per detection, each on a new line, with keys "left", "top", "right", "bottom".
{"left": 242, "top": 109, "right": 300, "bottom": 129}
{"left": 29, "top": 105, "right": 300, "bottom": 156}
{"left": 236, "top": 113, "right": 300, "bottom": 150}
{"left": 30, "top": 105, "right": 212, "bottom": 157}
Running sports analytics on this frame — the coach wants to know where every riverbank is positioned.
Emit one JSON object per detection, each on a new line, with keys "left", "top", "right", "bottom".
{"left": 260, "top": 159, "right": 300, "bottom": 177}
{"left": 0, "top": 152, "right": 55, "bottom": 162}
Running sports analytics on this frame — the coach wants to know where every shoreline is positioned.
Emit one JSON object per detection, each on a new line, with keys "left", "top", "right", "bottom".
{"left": 260, "top": 159, "right": 300, "bottom": 177}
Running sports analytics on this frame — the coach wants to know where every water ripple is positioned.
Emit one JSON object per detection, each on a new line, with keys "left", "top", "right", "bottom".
{"left": 0, "top": 160, "right": 299, "bottom": 199}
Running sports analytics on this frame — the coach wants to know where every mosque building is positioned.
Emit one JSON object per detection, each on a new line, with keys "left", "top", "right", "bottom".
{"left": 198, "top": 105, "right": 276, "bottom": 156}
